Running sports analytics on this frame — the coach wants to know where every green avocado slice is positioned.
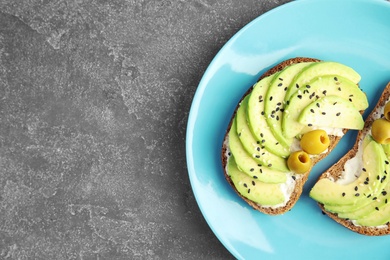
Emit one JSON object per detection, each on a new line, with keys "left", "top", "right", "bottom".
{"left": 282, "top": 75, "right": 368, "bottom": 138}
{"left": 310, "top": 138, "right": 387, "bottom": 206}
{"left": 264, "top": 62, "right": 313, "bottom": 147}
{"left": 228, "top": 114, "right": 289, "bottom": 181}
{"left": 227, "top": 156, "right": 286, "bottom": 206}
{"left": 235, "top": 95, "right": 289, "bottom": 172}
{"left": 298, "top": 96, "right": 364, "bottom": 130}
{"left": 284, "top": 61, "right": 361, "bottom": 101}
{"left": 247, "top": 74, "right": 290, "bottom": 157}
{"left": 355, "top": 195, "right": 390, "bottom": 226}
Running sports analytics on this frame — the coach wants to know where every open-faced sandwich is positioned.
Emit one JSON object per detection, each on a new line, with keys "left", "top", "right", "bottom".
{"left": 310, "top": 82, "right": 390, "bottom": 236}
{"left": 221, "top": 57, "right": 369, "bottom": 215}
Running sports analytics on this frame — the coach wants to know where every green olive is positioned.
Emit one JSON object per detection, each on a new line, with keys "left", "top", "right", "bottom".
{"left": 371, "top": 118, "right": 390, "bottom": 144}
{"left": 287, "top": 151, "right": 312, "bottom": 174}
{"left": 384, "top": 102, "right": 390, "bottom": 121}
{"left": 300, "top": 129, "right": 330, "bottom": 155}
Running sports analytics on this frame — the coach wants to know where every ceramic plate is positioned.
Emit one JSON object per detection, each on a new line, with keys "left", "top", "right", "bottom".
{"left": 186, "top": 0, "right": 390, "bottom": 259}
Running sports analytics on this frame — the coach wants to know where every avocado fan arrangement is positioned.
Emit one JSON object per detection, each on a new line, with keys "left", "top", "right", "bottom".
{"left": 221, "top": 57, "right": 390, "bottom": 235}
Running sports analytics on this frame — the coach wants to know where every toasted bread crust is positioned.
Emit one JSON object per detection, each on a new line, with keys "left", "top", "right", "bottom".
{"left": 317, "top": 82, "right": 390, "bottom": 235}
{"left": 221, "top": 57, "right": 348, "bottom": 215}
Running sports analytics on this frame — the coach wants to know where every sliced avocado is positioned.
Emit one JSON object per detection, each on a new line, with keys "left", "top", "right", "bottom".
{"left": 282, "top": 75, "right": 368, "bottom": 138}
{"left": 284, "top": 61, "right": 361, "bottom": 101}
{"left": 235, "top": 95, "right": 289, "bottom": 172}
{"left": 382, "top": 143, "right": 390, "bottom": 159}
{"left": 229, "top": 118, "right": 288, "bottom": 182}
{"left": 325, "top": 137, "right": 390, "bottom": 219}
{"left": 310, "top": 138, "right": 386, "bottom": 206}
{"left": 227, "top": 156, "right": 286, "bottom": 206}
{"left": 247, "top": 74, "right": 290, "bottom": 157}
{"left": 355, "top": 194, "right": 390, "bottom": 226}
{"left": 336, "top": 183, "right": 390, "bottom": 221}
{"left": 264, "top": 62, "right": 313, "bottom": 147}
{"left": 298, "top": 95, "right": 364, "bottom": 130}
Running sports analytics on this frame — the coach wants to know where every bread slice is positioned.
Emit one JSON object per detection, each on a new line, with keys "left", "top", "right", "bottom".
{"left": 221, "top": 57, "right": 356, "bottom": 215}
{"left": 313, "top": 82, "right": 390, "bottom": 235}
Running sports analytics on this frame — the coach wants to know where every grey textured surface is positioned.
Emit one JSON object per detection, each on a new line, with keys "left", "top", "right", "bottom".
{"left": 0, "top": 1, "right": 290, "bottom": 259}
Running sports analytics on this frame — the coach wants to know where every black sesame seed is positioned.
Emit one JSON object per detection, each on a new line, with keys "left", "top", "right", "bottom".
{"left": 386, "top": 160, "right": 389, "bottom": 165}
{"left": 268, "top": 164, "right": 272, "bottom": 167}
{"left": 362, "top": 168, "right": 367, "bottom": 172}
{"left": 269, "top": 96, "right": 273, "bottom": 101}
{"left": 354, "top": 186, "right": 358, "bottom": 191}
{"left": 284, "top": 87, "right": 288, "bottom": 91}
{"left": 355, "top": 193, "right": 360, "bottom": 197}
{"left": 336, "top": 112, "right": 341, "bottom": 116}
{"left": 373, "top": 196, "right": 378, "bottom": 201}
{"left": 308, "top": 124, "right": 313, "bottom": 127}
{"left": 252, "top": 181, "right": 255, "bottom": 186}
{"left": 349, "top": 94, "right": 354, "bottom": 97}
{"left": 296, "top": 83, "right": 299, "bottom": 89}
{"left": 338, "top": 87, "right": 341, "bottom": 91}
{"left": 276, "top": 116, "right": 279, "bottom": 121}
{"left": 253, "top": 175, "right": 258, "bottom": 179}
{"left": 244, "top": 183, "right": 247, "bottom": 188}
{"left": 322, "top": 112, "right": 326, "bottom": 115}
{"left": 278, "top": 83, "right": 283, "bottom": 87}
{"left": 310, "top": 109, "right": 315, "bottom": 113}
{"left": 260, "top": 133, "right": 264, "bottom": 138}
{"left": 382, "top": 191, "right": 387, "bottom": 196}
{"left": 260, "top": 169, "right": 263, "bottom": 173}
{"left": 261, "top": 111, "right": 265, "bottom": 115}
{"left": 276, "top": 107, "right": 280, "bottom": 112}
{"left": 247, "top": 188, "right": 251, "bottom": 194}
{"left": 375, "top": 207, "right": 379, "bottom": 211}
{"left": 334, "top": 77, "right": 338, "bottom": 81}
{"left": 279, "top": 77, "right": 283, "bottom": 81}
{"left": 367, "top": 194, "right": 372, "bottom": 198}
{"left": 255, "top": 155, "right": 260, "bottom": 158}
{"left": 306, "top": 85, "right": 311, "bottom": 89}
{"left": 277, "top": 102, "right": 282, "bottom": 106}
{"left": 322, "top": 90, "right": 327, "bottom": 95}
{"left": 377, "top": 175, "right": 380, "bottom": 180}
{"left": 364, "top": 181, "right": 369, "bottom": 185}
{"left": 250, "top": 168, "right": 254, "bottom": 172}
{"left": 316, "top": 103, "right": 320, "bottom": 108}
{"left": 366, "top": 177, "right": 370, "bottom": 181}
{"left": 292, "top": 175, "right": 296, "bottom": 180}
{"left": 261, "top": 139, "right": 265, "bottom": 143}
{"left": 297, "top": 95, "right": 302, "bottom": 99}
{"left": 342, "top": 192, "right": 346, "bottom": 197}
{"left": 333, "top": 102, "right": 337, "bottom": 105}
{"left": 257, "top": 147, "right": 260, "bottom": 151}
{"left": 349, "top": 98, "right": 353, "bottom": 102}
{"left": 386, "top": 199, "right": 388, "bottom": 204}
{"left": 286, "top": 100, "right": 290, "bottom": 105}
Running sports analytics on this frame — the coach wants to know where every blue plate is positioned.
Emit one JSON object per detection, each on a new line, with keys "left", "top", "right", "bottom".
{"left": 186, "top": 0, "right": 390, "bottom": 259}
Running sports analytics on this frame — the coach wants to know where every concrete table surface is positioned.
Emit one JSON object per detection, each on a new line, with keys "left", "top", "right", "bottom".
{"left": 0, "top": 1, "right": 290, "bottom": 259}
